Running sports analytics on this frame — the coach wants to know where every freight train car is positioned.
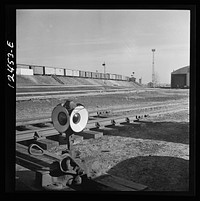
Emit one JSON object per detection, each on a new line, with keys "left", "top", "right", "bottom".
{"left": 72, "top": 70, "right": 79, "bottom": 77}
{"left": 17, "top": 63, "right": 130, "bottom": 81}
{"left": 16, "top": 68, "right": 34, "bottom": 75}
{"left": 44, "top": 67, "right": 56, "bottom": 75}
{"left": 91, "top": 72, "right": 100, "bottom": 79}
{"left": 110, "top": 74, "right": 115, "bottom": 80}
{"left": 55, "top": 68, "right": 64, "bottom": 76}
{"left": 105, "top": 73, "right": 110, "bottom": 80}
{"left": 85, "top": 71, "right": 92, "bottom": 78}
{"left": 122, "top": 75, "right": 125, "bottom": 81}
{"left": 115, "top": 74, "right": 122, "bottom": 80}
{"left": 65, "top": 69, "right": 73, "bottom": 77}
{"left": 31, "top": 66, "right": 45, "bottom": 75}
{"left": 79, "top": 70, "right": 86, "bottom": 78}
{"left": 99, "top": 73, "right": 104, "bottom": 79}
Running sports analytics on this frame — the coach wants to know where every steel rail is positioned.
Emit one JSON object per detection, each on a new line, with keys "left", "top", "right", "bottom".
{"left": 86, "top": 107, "right": 188, "bottom": 129}
{"left": 16, "top": 86, "right": 144, "bottom": 96}
{"left": 17, "top": 84, "right": 103, "bottom": 88}
{"left": 16, "top": 88, "right": 156, "bottom": 101}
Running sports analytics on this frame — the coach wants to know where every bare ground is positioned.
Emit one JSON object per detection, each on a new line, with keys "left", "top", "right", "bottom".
{"left": 70, "top": 109, "right": 189, "bottom": 191}
{"left": 16, "top": 88, "right": 189, "bottom": 120}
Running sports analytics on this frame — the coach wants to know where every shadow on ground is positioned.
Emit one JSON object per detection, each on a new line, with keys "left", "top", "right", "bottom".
{"left": 107, "top": 155, "right": 189, "bottom": 191}
{"left": 91, "top": 121, "right": 189, "bottom": 144}
{"left": 16, "top": 155, "right": 189, "bottom": 191}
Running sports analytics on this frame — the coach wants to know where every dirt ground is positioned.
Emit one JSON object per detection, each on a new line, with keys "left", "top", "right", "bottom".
{"left": 16, "top": 88, "right": 190, "bottom": 191}
{"left": 16, "top": 88, "right": 189, "bottom": 120}
{"left": 68, "top": 109, "right": 189, "bottom": 191}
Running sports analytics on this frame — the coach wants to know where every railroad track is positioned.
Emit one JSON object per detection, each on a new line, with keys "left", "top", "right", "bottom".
{"left": 16, "top": 100, "right": 188, "bottom": 191}
{"left": 16, "top": 99, "right": 188, "bottom": 126}
{"left": 16, "top": 88, "right": 155, "bottom": 101}
{"left": 16, "top": 101, "right": 188, "bottom": 142}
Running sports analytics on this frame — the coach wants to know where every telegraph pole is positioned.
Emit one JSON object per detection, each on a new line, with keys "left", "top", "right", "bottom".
{"left": 102, "top": 62, "right": 106, "bottom": 84}
{"left": 152, "top": 49, "right": 156, "bottom": 87}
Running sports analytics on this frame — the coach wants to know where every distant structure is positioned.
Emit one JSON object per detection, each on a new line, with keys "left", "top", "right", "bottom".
{"left": 139, "top": 78, "right": 142, "bottom": 85}
{"left": 171, "top": 66, "right": 190, "bottom": 88}
{"left": 129, "top": 72, "right": 136, "bottom": 82}
{"left": 147, "top": 82, "right": 153, "bottom": 88}
{"left": 152, "top": 49, "right": 156, "bottom": 87}
{"left": 129, "top": 77, "right": 136, "bottom": 82}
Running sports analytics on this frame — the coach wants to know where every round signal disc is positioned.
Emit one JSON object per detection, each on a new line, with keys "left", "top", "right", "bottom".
{"left": 51, "top": 105, "right": 70, "bottom": 133}
{"left": 70, "top": 105, "right": 88, "bottom": 133}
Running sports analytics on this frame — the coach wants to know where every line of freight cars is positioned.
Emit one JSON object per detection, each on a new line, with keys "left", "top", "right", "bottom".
{"left": 17, "top": 64, "right": 129, "bottom": 81}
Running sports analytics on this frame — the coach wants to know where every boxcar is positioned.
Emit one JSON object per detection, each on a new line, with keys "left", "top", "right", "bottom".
{"left": 91, "top": 72, "right": 96, "bottom": 79}
{"left": 91, "top": 72, "right": 100, "bottom": 79}
{"left": 118, "top": 75, "right": 122, "bottom": 80}
{"left": 115, "top": 74, "right": 118, "bottom": 80}
{"left": 72, "top": 70, "right": 79, "bottom": 77}
{"left": 65, "top": 69, "right": 73, "bottom": 76}
{"left": 96, "top": 72, "right": 100, "bottom": 79}
{"left": 105, "top": 73, "right": 110, "bottom": 80}
{"left": 99, "top": 73, "right": 105, "bottom": 79}
{"left": 115, "top": 74, "right": 122, "bottom": 80}
{"left": 85, "top": 71, "right": 92, "bottom": 78}
{"left": 110, "top": 74, "right": 115, "bottom": 80}
{"left": 44, "top": 67, "right": 56, "bottom": 75}
{"left": 99, "top": 73, "right": 102, "bottom": 79}
{"left": 16, "top": 68, "right": 33, "bottom": 75}
{"left": 122, "top": 75, "right": 126, "bottom": 81}
{"left": 79, "top": 70, "right": 86, "bottom": 77}
{"left": 31, "top": 66, "right": 44, "bottom": 75}
{"left": 55, "top": 68, "right": 64, "bottom": 76}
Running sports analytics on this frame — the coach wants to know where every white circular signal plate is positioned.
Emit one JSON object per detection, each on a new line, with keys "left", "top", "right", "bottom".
{"left": 70, "top": 105, "right": 88, "bottom": 133}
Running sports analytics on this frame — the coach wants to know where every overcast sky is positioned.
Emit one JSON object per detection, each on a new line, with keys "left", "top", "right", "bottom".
{"left": 16, "top": 9, "right": 190, "bottom": 84}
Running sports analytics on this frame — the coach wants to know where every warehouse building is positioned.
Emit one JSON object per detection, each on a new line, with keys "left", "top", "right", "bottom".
{"left": 171, "top": 66, "right": 190, "bottom": 88}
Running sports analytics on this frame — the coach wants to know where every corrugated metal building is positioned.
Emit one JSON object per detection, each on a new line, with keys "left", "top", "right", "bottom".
{"left": 171, "top": 66, "right": 190, "bottom": 88}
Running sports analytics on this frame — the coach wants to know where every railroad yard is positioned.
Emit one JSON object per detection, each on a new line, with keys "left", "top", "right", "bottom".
{"left": 16, "top": 86, "right": 189, "bottom": 191}
{"left": 12, "top": 8, "right": 195, "bottom": 192}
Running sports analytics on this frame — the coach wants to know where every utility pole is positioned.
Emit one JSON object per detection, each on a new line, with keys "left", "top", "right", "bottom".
{"left": 152, "top": 49, "right": 156, "bottom": 87}
{"left": 102, "top": 62, "right": 106, "bottom": 84}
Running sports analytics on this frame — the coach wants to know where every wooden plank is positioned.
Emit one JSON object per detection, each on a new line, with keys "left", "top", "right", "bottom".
{"left": 58, "top": 134, "right": 83, "bottom": 145}
{"left": 94, "top": 174, "right": 147, "bottom": 191}
{"left": 34, "top": 138, "right": 59, "bottom": 150}
{"left": 89, "top": 127, "right": 118, "bottom": 135}
{"left": 16, "top": 143, "right": 60, "bottom": 167}
{"left": 94, "top": 175, "right": 136, "bottom": 191}
{"left": 16, "top": 155, "right": 49, "bottom": 171}
{"left": 100, "top": 127, "right": 119, "bottom": 135}
{"left": 16, "top": 118, "right": 52, "bottom": 126}
{"left": 77, "top": 130, "right": 103, "bottom": 139}
{"left": 16, "top": 126, "right": 55, "bottom": 135}
{"left": 16, "top": 128, "right": 59, "bottom": 142}
{"left": 108, "top": 175, "right": 148, "bottom": 191}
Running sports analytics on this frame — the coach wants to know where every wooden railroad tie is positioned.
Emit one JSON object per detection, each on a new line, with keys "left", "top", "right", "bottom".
{"left": 77, "top": 130, "right": 103, "bottom": 139}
